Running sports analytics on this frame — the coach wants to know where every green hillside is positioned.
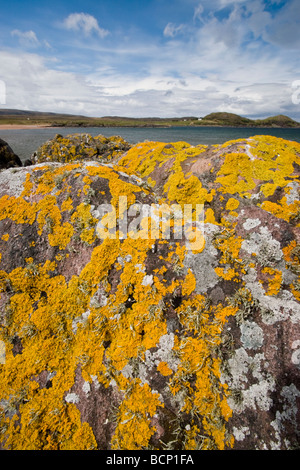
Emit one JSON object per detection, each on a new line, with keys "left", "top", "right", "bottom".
{"left": 201, "top": 112, "right": 300, "bottom": 128}
{"left": 0, "top": 108, "right": 299, "bottom": 128}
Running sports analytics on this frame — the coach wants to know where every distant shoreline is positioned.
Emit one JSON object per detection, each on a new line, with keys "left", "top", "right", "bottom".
{"left": 1, "top": 110, "right": 300, "bottom": 130}
{"left": 1, "top": 123, "right": 300, "bottom": 130}
{"left": 0, "top": 124, "right": 52, "bottom": 130}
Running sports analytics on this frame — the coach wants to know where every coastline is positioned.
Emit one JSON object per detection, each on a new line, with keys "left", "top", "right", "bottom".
{"left": 1, "top": 123, "right": 300, "bottom": 130}
{"left": 0, "top": 124, "right": 52, "bottom": 130}
{"left": 0, "top": 111, "right": 299, "bottom": 130}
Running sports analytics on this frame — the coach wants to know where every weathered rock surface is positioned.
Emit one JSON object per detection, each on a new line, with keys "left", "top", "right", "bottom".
{"left": 0, "top": 134, "right": 299, "bottom": 450}
{"left": 0, "top": 138, "right": 22, "bottom": 170}
{"left": 31, "top": 133, "right": 131, "bottom": 164}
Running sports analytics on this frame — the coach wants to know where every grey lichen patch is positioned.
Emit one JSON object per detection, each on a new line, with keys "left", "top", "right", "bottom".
{"left": 284, "top": 181, "right": 299, "bottom": 205}
{"left": 144, "top": 333, "right": 180, "bottom": 375}
{"left": 141, "top": 274, "right": 153, "bottom": 287}
{"left": 291, "top": 340, "right": 300, "bottom": 367}
{"left": 221, "top": 347, "right": 249, "bottom": 392}
{"left": 120, "top": 333, "right": 180, "bottom": 387}
{"left": 222, "top": 347, "right": 275, "bottom": 413}
{"left": 72, "top": 309, "right": 91, "bottom": 334}
{"left": 242, "top": 268, "right": 300, "bottom": 325}
{"left": 271, "top": 384, "right": 300, "bottom": 448}
{"left": 241, "top": 226, "right": 282, "bottom": 267}
{"left": 232, "top": 426, "right": 250, "bottom": 442}
{"left": 242, "top": 379, "right": 275, "bottom": 411}
{"left": 89, "top": 285, "right": 108, "bottom": 309}
{"left": 184, "top": 223, "right": 219, "bottom": 294}
{"left": 0, "top": 340, "right": 5, "bottom": 364}
{"left": 82, "top": 381, "right": 91, "bottom": 395}
{"left": 0, "top": 167, "right": 28, "bottom": 197}
{"left": 242, "top": 218, "right": 261, "bottom": 231}
{"left": 240, "top": 321, "right": 264, "bottom": 350}
{"left": 65, "top": 392, "right": 80, "bottom": 404}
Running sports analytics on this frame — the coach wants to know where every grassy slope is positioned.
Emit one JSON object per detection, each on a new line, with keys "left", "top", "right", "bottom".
{"left": 0, "top": 109, "right": 299, "bottom": 128}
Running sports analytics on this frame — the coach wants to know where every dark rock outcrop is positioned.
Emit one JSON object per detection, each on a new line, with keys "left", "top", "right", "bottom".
{"left": 0, "top": 138, "right": 22, "bottom": 169}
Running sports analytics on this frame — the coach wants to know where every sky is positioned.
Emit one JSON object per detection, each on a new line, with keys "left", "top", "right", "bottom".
{"left": 0, "top": 0, "right": 300, "bottom": 119}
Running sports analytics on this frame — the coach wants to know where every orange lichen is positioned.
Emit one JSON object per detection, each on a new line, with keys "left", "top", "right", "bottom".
{"left": 226, "top": 198, "right": 240, "bottom": 211}
{"left": 182, "top": 270, "right": 197, "bottom": 296}
{"left": 0, "top": 195, "right": 37, "bottom": 225}
{"left": 71, "top": 202, "right": 97, "bottom": 245}
{"left": 171, "top": 297, "right": 236, "bottom": 450}
{"left": 260, "top": 198, "right": 300, "bottom": 222}
{"left": 260, "top": 267, "right": 283, "bottom": 296}
{"left": 212, "top": 224, "right": 245, "bottom": 283}
{"left": 216, "top": 136, "right": 300, "bottom": 202}
{"left": 215, "top": 266, "right": 238, "bottom": 281}
{"left": 216, "top": 152, "right": 255, "bottom": 196}
{"left": 204, "top": 208, "right": 218, "bottom": 225}
{"left": 61, "top": 197, "right": 73, "bottom": 212}
{"left": 111, "top": 381, "right": 163, "bottom": 450}
{"left": 2, "top": 134, "right": 298, "bottom": 450}
{"left": 21, "top": 173, "right": 34, "bottom": 197}
{"left": 157, "top": 361, "right": 173, "bottom": 376}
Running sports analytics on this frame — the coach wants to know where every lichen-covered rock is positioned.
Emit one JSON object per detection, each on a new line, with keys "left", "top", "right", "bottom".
{"left": 0, "top": 138, "right": 22, "bottom": 170}
{"left": 0, "top": 135, "right": 299, "bottom": 450}
{"left": 32, "top": 133, "right": 131, "bottom": 164}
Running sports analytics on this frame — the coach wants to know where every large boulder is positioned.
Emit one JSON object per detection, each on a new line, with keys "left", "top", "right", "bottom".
{"left": 0, "top": 135, "right": 299, "bottom": 450}
{"left": 31, "top": 133, "right": 131, "bottom": 164}
{"left": 0, "top": 138, "right": 22, "bottom": 169}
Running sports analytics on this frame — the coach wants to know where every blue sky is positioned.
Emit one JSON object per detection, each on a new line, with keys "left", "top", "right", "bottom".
{"left": 0, "top": 0, "right": 300, "bottom": 118}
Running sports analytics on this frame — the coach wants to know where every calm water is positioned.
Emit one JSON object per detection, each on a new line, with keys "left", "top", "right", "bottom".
{"left": 1, "top": 126, "right": 300, "bottom": 163}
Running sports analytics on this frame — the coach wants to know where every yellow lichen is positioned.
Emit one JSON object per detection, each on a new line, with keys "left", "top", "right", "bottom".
{"left": 226, "top": 197, "right": 240, "bottom": 217}
{"left": 226, "top": 198, "right": 240, "bottom": 211}
{"left": 61, "top": 197, "right": 73, "bottom": 212}
{"left": 0, "top": 195, "right": 37, "bottom": 225}
{"left": 216, "top": 152, "right": 255, "bottom": 196}
{"left": 71, "top": 202, "right": 97, "bottom": 245}
{"left": 216, "top": 136, "right": 300, "bottom": 202}
{"left": 111, "top": 381, "right": 163, "bottom": 450}
{"left": 171, "top": 297, "right": 236, "bottom": 450}
{"left": 2, "top": 135, "right": 298, "bottom": 450}
{"left": 260, "top": 198, "right": 300, "bottom": 223}
{"left": 182, "top": 270, "right": 197, "bottom": 296}
{"left": 21, "top": 173, "right": 34, "bottom": 197}
{"left": 157, "top": 361, "right": 173, "bottom": 376}
{"left": 212, "top": 223, "right": 245, "bottom": 283}
{"left": 260, "top": 267, "right": 282, "bottom": 296}
{"left": 205, "top": 208, "right": 218, "bottom": 225}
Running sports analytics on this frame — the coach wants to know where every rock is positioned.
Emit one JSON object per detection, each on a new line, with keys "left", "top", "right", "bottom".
{"left": 0, "top": 135, "right": 299, "bottom": 450}
{"left": 32, "top": 133, "right": 131, "bottom": 164}
{"left": 0, "top": 138, "right": 22, "bottom": 169}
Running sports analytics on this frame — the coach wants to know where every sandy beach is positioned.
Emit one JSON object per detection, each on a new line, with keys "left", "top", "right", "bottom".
{"left": 0, "top": 124, "right": 52, "bottom": 130}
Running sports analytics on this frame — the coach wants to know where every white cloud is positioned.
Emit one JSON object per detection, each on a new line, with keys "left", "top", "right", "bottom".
{"left": 265, "top": 0, "right": 300, "bottom": 49}
{"left": 163, "top": 23, "right": 186, "bottom": 38}
{"left": 11, "top": 30, "right": 40, "bottom": 48}
{"left": 63, "top": 13, "right": 109, "bottom": 38}
{"left": 43, "top": 40, "right": 52, "bottom": 49}
{"left": 193, "top": 4, "right": 204, "bottom": 22}
{"left": 2, "top": 0, "right": 300, "bottom": 120}
{"left": 0, "top": 51, "right": 96, "bottom": 113}
{"left": 0, "top": 47, "right": 298, "bottom": 119}
{"left": 218, "top": 0, "right": 246, "bottom": 5}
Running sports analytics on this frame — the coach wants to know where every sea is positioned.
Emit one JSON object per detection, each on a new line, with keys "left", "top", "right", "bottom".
{"left": 1, "top": 126, "right": 300, "bottom": 164}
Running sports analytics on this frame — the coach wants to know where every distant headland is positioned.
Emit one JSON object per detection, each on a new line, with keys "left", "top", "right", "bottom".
{"left": 0, "top": 108, "right": 300, "bottom": 129}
